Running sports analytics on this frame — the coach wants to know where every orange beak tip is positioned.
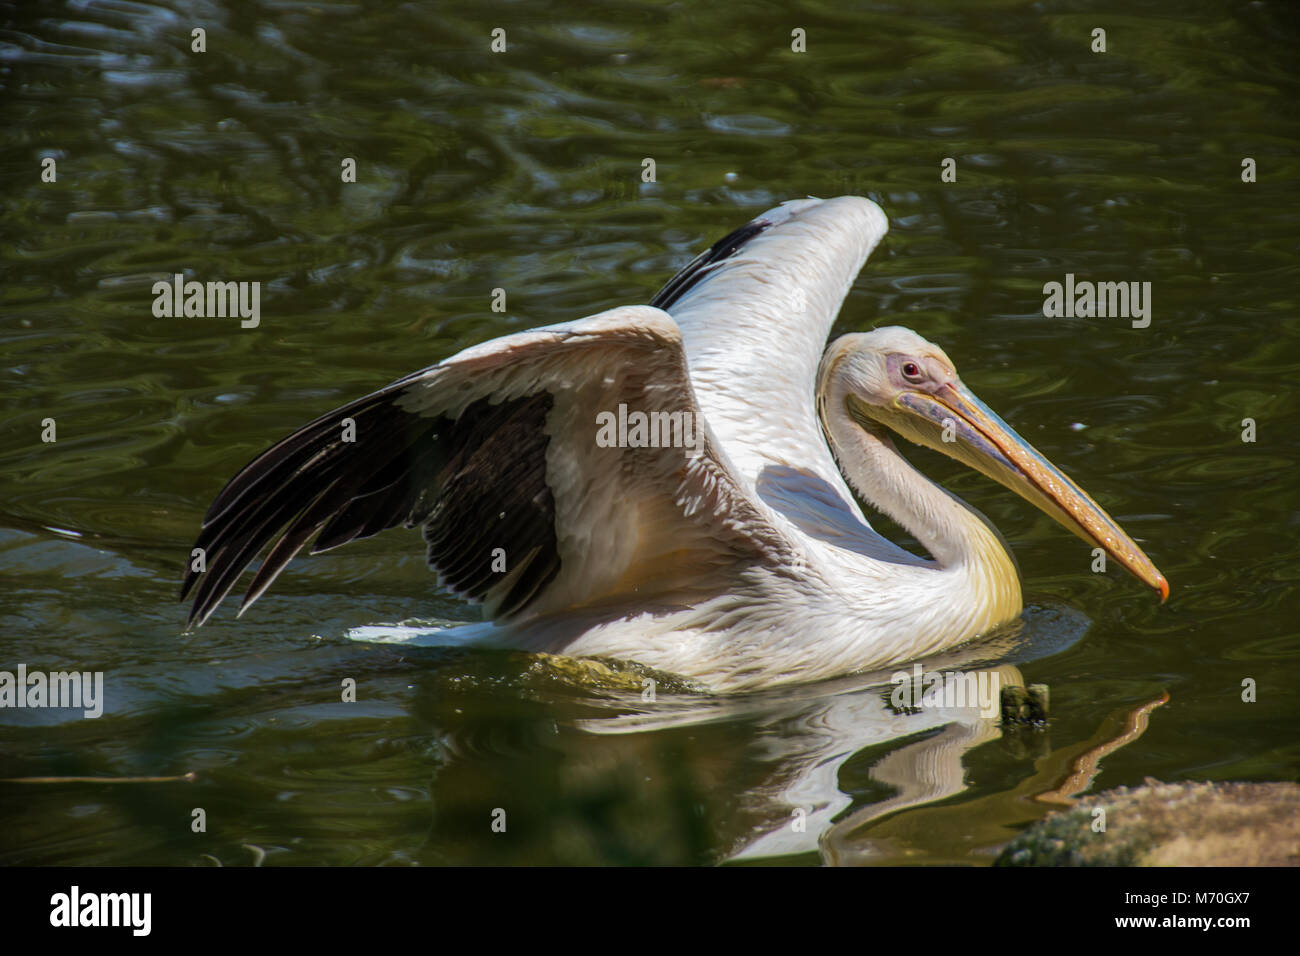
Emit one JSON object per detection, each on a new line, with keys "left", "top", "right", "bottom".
{"left": 1157, "top": 576, "right": 1170, "bottom": 604}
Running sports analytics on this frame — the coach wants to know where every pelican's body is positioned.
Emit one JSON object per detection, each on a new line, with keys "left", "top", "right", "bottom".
{"left": 183, "top": 197, "right": 1165, "bottom": 691}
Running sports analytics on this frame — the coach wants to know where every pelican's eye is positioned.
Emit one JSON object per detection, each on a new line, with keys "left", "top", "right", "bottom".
{"left": 901, "top": 361, "right": 924, "bottom": 383}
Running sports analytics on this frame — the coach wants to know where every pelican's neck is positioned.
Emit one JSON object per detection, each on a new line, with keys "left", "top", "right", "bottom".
{"left": 818, "top": 387, "right": 1022, "bottom": 614}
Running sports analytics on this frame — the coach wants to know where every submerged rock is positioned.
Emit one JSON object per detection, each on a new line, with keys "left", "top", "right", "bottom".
{"left": 996, "top": 779, "right": 1300, "bottom": 866}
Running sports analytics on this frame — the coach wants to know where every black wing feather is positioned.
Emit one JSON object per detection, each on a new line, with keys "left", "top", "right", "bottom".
{"left": 649, "top": 217, "right": 773, "bottom": 310}
{"left": 182, "top": 381, "right": 559, "bottom": 627}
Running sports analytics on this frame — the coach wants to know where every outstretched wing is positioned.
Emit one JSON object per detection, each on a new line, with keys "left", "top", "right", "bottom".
{"left": 182, "top": 306, "right": 796, "bottom": 627}
{"left": 655, "top": 196, "right": 888, "bottom": 493}
{"left": 647, "top": 196, "right": 893, "bottom": 556}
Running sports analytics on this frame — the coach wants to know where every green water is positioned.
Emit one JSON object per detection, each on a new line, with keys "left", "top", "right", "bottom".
{"left": 2, "top": 0, "right": 1297, "bottom": 865}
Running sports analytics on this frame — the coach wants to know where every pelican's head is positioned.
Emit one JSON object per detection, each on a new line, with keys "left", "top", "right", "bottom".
{"left": 820, "top": 326, "right": 1168, "bottom": 600}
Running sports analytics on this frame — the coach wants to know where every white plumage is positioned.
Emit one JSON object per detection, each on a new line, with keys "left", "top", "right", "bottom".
{"left": 184, "top": 196, "right": 1165, "bottom": 691}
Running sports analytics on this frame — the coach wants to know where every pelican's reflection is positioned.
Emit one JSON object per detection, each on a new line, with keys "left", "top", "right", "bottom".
{"left": 567, "top": 605, "right": 1087, "bottom": 864}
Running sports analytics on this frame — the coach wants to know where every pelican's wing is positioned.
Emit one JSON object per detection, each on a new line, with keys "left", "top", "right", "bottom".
{"left": 653, "top": 196, "right": 889, "bottom": 492}
{"left": 182, "top": 306, "right": 796, "bottom": 627}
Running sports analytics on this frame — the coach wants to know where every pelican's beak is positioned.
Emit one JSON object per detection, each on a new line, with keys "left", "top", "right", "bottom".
{"left": 851, "top": 382, "right": 1169, "bottom": 601}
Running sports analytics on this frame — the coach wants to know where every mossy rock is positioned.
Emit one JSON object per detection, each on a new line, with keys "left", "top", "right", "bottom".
{"left": 996, "top": 780, "right": 1300, "bottom": 866}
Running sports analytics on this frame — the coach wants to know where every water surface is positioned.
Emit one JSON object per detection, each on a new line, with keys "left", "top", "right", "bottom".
{"left": 2, "top": 0, "right": 1298, "bottom": 865}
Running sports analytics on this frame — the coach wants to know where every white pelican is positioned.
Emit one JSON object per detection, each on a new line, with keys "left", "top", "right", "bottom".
{"left": 182, "top": 196, "right": 1166, "bottom": 691}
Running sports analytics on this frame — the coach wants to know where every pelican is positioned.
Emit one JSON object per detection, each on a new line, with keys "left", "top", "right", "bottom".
{"left": 182, "top": 196, "right": 1166, "bottom": 691}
